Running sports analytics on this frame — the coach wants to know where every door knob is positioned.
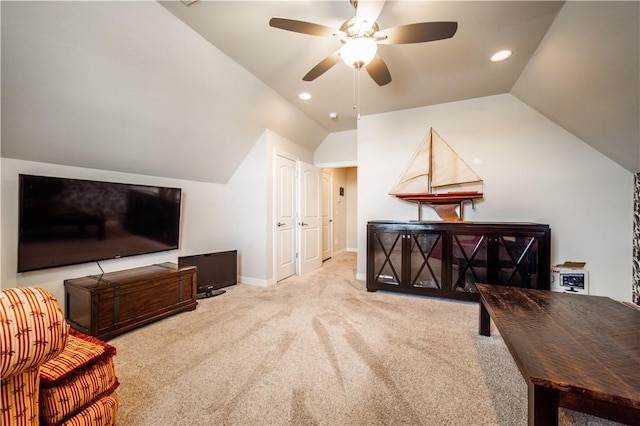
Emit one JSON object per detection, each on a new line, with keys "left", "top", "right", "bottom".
{"left": 299, "top": 222, "right": 309, "bottom": 226}
{"left": 277, "top": 222, "right": 286, "bottom": 227}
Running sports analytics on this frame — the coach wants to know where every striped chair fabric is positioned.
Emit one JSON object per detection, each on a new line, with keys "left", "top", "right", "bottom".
{"left": 1, "top": 287, "right": 69, "bottom": 426}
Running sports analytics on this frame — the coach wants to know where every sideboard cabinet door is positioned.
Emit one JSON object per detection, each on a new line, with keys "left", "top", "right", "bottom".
{"left": 368, "top": 225, "right": 404, "bottom": 288}
{"left": 450, "top": 230, "right": 549, "bottom": 296}
{"left": 450, "top": 233, "right": 489, "bottom": 295}
{"left": 367, "top": 224, "right": 445, "bottom": 296}
{"left": 406, "top": 228, "right": 445, "bottom": 295}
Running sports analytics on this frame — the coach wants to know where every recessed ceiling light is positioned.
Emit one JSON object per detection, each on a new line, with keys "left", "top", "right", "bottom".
{"left": 298, "top": 92, "right": 312, "bottom": 100}
{"left": 491, "top": 50, "right": 512, "bottom": 62}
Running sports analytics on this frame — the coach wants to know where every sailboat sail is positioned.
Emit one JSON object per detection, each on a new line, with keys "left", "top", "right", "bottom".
{"left": 430, "top": 130, "right": 482, "bottom": 189}
{"left": 389, "top": 133, "right": 432, "bottom": 195}
{"left": 390, "top": 128, "right": 482, "bottom": 198}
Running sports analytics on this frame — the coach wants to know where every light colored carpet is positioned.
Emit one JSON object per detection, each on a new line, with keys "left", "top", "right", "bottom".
{"left": 111, "top": 252, "right": 621, "bottom": 425}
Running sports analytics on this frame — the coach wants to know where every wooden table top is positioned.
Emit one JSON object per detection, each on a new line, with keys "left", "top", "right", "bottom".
{"left": 476, "top": 284, "right": 640, "bottom": 409}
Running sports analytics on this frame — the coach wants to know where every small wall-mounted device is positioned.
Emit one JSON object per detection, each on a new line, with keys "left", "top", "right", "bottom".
{"left": 339, "top": 187, "right": 344, "bottom": 196}
{"left": 551, "top": 267, "right": 589, "bottom": 294}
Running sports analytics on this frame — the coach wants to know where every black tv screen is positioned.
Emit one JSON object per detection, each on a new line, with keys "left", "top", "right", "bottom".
{"left": 178, "top": 250, "right": 237, "bottom": 293}
{"left": 18, "top": 174, "right": 182, "bottom": 272}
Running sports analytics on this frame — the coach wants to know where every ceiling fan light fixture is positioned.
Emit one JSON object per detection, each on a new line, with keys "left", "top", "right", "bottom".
{"left": 340, "top": 37, "right": 377, "bottom": 69}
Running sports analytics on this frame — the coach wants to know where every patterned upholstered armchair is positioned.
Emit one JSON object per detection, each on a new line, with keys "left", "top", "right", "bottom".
{"left": 1, "top": 287, "right": 119, "bottom": 426}
{"left": 1, "top": 287, "right": 69, "bottom": 425}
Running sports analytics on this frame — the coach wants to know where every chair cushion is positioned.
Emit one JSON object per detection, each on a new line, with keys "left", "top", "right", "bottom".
{"left": 58, "top": 390, "right": 118, "bottom": 426}
{"left": 39, "top": 329, "right": 118, "bottom": 426}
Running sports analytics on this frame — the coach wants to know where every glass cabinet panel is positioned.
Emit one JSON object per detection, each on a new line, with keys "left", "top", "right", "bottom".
{"left": 370, "top": 229, "right": 403, "bottom": 286}
{"left": 408, "top": 232, "right": 443, "bottom": 290}
{"left": 451, "top": 234, "right": 487, "bottom": 293}
{"left": 496, "top": 235, "right": 540, "bottom": 288}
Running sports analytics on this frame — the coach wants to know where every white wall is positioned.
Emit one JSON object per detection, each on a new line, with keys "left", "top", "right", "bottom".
{"left": 346, "top": 167, "right": 358, "bottom": 252}
{"left": 357, "top": 94, "right": 634, "bottom": 301}
{"left": 314, "top": 128, "right": 358, "bottom": 255}
{"left": 1, "top": 158, "right": 227, "bottom": 308}
{"left": 226, "top": 129, "right": 314, "bottom": 286}
{"left": 319, "top": 167, "right": 358, "bottom": 256}
{"left": 314, "top": 129, "right": 357, "bottom": 167}
{"left": 226, "top": 133, "right": 269, "bottom": 285}
{"left": 330, "top": 168, "right": 348, "bottom": 254}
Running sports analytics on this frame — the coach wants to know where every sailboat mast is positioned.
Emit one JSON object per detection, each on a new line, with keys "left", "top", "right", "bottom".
{"left": 427, "top": 128, "right": 433, "bottom": 194}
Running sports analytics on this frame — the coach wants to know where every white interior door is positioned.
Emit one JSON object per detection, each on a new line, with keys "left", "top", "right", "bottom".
{"left": 298, "top": 161, "right": 322, "bottom": 275}
{"left": 276, "top": 154, "right": 296, "bottom": 281}
{"left": 321, "top": 169, "right": 333, "bottom": 261}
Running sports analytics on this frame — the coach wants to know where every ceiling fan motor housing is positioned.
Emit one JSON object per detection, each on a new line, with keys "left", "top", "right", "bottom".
{"left": 340, "top": 16, "right": 380, "bottom": 41}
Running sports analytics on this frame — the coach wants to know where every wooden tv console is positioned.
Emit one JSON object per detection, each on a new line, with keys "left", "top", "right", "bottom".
{"left": 64, "top": 262, "right": 197, "bottom": 341}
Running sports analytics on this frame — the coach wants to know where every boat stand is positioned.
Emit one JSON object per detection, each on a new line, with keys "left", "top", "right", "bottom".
{"left": 416, "top": 200, "right": 470, "bottom": 222}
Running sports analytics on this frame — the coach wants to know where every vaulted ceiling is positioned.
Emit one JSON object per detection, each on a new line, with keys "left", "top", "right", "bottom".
{"left": 161, "top": 1, "right": 563, "bottom": 132}
{"left": 160, "top": 0, "right": 639, "bottom": 173}
{"left": 1, "top": 1, "right": 638, "bottom": 182}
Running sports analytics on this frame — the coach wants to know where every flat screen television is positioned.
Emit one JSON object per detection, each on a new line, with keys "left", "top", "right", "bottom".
{"left": 18, "top": 174, "right": 182, "bottom": 273}
{"left": 178, "top": 250, "right": 237, "bottom": 296}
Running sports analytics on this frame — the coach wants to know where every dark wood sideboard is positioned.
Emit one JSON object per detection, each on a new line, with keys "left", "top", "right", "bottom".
{"left": 64, "top": 262, "right": 197, "bottom": 341}
{"left": 367, "top": 221, "right": 551, "bottom": 301}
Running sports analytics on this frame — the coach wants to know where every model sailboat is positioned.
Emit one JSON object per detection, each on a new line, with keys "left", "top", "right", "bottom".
{"left": 389, "top": 128, "right": 483, "bottom": 221}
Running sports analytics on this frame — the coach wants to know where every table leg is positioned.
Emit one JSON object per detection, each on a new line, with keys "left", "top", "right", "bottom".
{"left": 479, "top": 300, "right": 491, "bottom": 336}
{"left": 528, "top": 383, "right": 559, "bottom": 426}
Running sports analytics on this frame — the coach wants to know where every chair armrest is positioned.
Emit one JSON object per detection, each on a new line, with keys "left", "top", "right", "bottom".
{"left": 1, "top": 287, "right": 69, "bottom": 378}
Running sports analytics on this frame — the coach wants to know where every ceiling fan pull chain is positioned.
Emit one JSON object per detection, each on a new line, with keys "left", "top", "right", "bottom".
{"left": 352, "top": 67, "right": 358, "bottom": 117}
{"left": 357, "top": 68, "right": 362, "bottom": 120}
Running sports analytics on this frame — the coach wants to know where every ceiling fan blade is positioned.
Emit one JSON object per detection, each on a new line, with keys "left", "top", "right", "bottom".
{"left": 269, "top": 17, "right": 337, "bottom": 38}
{"left": 376, "top": 21, "right": 458, "bottom": 44}
{"left": 355, "top": 0, "right": 386, "bottom": 31}
{"left": 303, "top": 51, "right": 341, "bottom": 81}
{"left": 365, "top": 54, "right": 392, "bottom": 86}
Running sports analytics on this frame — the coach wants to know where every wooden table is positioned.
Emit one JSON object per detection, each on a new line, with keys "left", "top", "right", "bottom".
{"left": 476, "top": 283, "right": 640, "bottom": 426}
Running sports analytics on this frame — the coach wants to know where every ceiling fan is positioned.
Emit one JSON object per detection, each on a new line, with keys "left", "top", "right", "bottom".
{"left": 269, "top": 0, "right": 457, "bottom": 87}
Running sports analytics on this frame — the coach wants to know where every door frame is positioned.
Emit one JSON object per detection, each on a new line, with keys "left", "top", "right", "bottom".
{"left": 321, "top": 169, "right": 334, "bottom": 261}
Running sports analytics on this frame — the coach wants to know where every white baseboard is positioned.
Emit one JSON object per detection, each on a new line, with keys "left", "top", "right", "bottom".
{"left": 238, "top": 276, "right": 270, "bottom": 287}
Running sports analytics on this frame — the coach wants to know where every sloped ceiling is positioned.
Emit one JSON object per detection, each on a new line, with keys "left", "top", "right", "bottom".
{"left": 1, "top": 1, "right": 327, "bottom": 184}
{"left": 160, "top": 0, "right": 639, "bottom": 173}
{"left": 1, "top": 1, "right": 638, "bottom": 182}
{"left": 512, "top": 1, "right": 639, "bottom": 173}
{"left": 159, "top": 1, "right": 564, "bottom": 131}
